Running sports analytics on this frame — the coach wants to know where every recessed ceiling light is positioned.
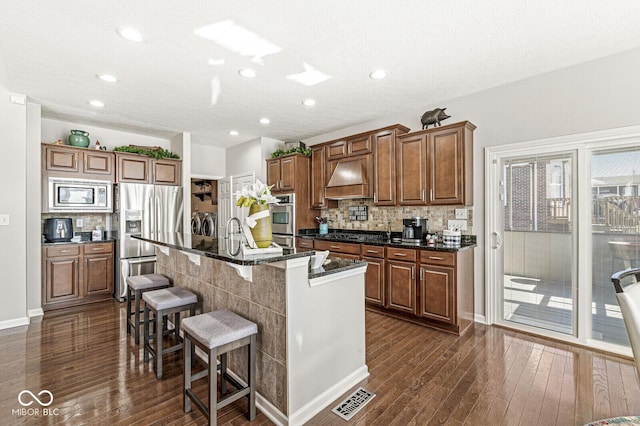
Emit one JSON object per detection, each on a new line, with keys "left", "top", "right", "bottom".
{"left": 260, "top": 118, "right": 270, "bottom": 125}
{"left": 369, "top": 69, "right": 388, "bottom": 79}
{"left": 229, "top": 130, "right": 239, "bottom": 136}
{"left": 302, "top": 99, "right": 316, "bottom": 107}
{"left": 117, "top": 26, "right": 144, "bottom": 43}
{"left": 88, "top": 100, "right": 105, "bottom": 108}
{"left": 97, "top": 74, "right": 118, "bottom": 83}
{"left": 238, "top": 68, "right": 256, "bottom": 78}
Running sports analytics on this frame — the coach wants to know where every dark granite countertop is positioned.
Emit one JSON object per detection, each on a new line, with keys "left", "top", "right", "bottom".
{"left": 133, "top": 233, "right": 315, "bottom": 266}
{"left": 42, "top": 238, "right": 116, "bottom": 246}
{"left": 298, "top": 231, "right": 476, "bottom": 252}
{"left": 308, "top": 257, "right": 368, "bottom": 279}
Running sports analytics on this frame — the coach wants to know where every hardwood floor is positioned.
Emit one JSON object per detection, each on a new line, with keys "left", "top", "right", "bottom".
{"left": 0, "top": 300, "right": 638, "bottom": 425}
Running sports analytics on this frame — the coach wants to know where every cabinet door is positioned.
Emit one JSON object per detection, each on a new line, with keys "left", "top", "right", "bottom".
{"left": 326, "top": 141, "right": 347, "bottom": 160}
{"left": 429, "top": 127, "right": 464, "bottom": 205}
{"left": 310, "top": 146, "right": 327, "bottom": 208}
{"left": 84, "top": 252, "right": 114, "bottom": 296}
{"left": 387, "top": 260, "right": 416, "bottom": 313}
{"left": 348, "top": 135, "right": 372, "bottom": 156}
{"left": 419, "top": 265, "right": 454, "bottom": 324}
{"left": 44, "top": 256, "right": 81, "bottom": 303}
{"left": 364, "top": 257, "right": 385, "bottom": 306}
{"left": 279, "top": 156, "right": 296, "bottom": 191}
{"left": 373, "top": 130, "right": 396, "bottom": 206}
{"left": 266, "top": 159, "right": 281, "bottom": 190}
{"left": 152, "top": 159, "right": 181, "bottom": 185}
{"left": 117, "top": 154, "right": 150, "bottom": 183}
{"left": 45, "top": 145, "right": 80, "bottom": 173}
{"left": 396, "top": 134, "right": 428, "bottom": 205}
{"left": 83, "top": 151, "right": 114, "bottom": 176}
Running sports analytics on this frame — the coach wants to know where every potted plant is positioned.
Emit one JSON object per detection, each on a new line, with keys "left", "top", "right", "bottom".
{"left": 236, "top": 180, "right": 279, "bottom": 248}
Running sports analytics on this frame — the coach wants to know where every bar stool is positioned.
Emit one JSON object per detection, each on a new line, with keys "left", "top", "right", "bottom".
{"left": 126, "top": 274, "right": 171, "bottom": 344}
{"left": 182, "top": 310, "right": 257, "bottom": 426}
{"left": 143, "top": 287, "right": 198, "bottom": 379}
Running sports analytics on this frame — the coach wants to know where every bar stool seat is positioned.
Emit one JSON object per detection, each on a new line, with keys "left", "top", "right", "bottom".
{"left": 143, "top": 287, "right": 198, "bottom": 379}
{"left": 126, "top": 274, "right": 171, "bottom": 344}
{"left": 182, "top": 310, "right": 257, "bottom": 426}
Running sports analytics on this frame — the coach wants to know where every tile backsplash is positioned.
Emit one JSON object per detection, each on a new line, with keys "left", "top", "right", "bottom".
{"left": 320, "top": 199, "right": 474, "bottom": 234}
{"left": 41, "top": 213, "right": 107, "bottom": 235}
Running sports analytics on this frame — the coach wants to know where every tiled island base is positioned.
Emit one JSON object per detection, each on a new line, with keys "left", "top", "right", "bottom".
{"left": 156, "top": 247, "right": 368, "bottom": 425}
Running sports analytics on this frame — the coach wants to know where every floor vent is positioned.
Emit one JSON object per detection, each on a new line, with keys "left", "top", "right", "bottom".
{"left": 331, "top": 387, "right": 376, "bottom": 421}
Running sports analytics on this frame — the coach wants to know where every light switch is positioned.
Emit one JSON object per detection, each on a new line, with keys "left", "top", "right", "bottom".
{"left": 448, "top": 219, "right": 467, "bottom": 231}
{"left": 76, "top": 219, "right": 84, "bottom": 228}
{"left": 455, "top": 208, "right": 468, "bottom": 219}
{"left": 0, "top": 214, "right": 10, "bottom": 226}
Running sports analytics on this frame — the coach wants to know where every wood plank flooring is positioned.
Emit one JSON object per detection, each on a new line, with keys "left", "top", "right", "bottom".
{"left": 0, "top": 300, "right": 638, "bottom": 425}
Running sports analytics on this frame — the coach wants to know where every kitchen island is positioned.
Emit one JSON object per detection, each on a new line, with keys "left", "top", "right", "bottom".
{"left": 133, "top": 233, "right": 368, "bottom": 426}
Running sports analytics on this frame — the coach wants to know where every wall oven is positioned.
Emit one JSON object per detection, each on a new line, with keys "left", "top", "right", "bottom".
{"left": 271, "top": 193, "right": 295, "bottom": 236}
{"left": 46, "top": 177, "right": 112, "bottom": 213}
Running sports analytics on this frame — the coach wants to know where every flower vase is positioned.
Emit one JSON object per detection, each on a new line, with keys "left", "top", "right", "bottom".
{"left": 249, "top": 203, "right": 272, "bottom": 248}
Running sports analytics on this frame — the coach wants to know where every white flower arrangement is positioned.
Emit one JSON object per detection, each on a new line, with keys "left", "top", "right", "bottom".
{"left": 235, "top": 179, "right": 279, "bottom": 207}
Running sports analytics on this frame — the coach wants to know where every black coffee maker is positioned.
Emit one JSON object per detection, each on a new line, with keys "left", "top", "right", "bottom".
{"left": 402, "top": 217, "right": 427, "bottom": 243}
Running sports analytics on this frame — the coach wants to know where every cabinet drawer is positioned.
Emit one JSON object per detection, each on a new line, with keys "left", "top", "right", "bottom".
{"left": 420, "top": 250, "right": 455, "bottom": 266}
{"left": 386, "top": 247, "right": 417, "bottom": 262}
{"left": 83, "top": 242, "right": 113, "bottom": 254}
{"left": 361, "top": 244, "right": 385, "bottom": 258}
{"left": 297, "top": 238, "right": 314, "bottom": 249}
{"left": 313, "top": 240, "right": 360, "bottom": 255}
{"left": 45, "top": 245, "right": 81, "bottom": 257}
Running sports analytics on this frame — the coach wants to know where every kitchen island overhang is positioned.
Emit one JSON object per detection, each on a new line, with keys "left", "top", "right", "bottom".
{"left": 132, "top": 233, "right": 368, "bottom": 426}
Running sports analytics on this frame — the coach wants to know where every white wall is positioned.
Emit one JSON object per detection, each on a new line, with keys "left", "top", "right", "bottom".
{"left": 226, "top": 137, "right": 284, "bottom": 183}
{"left": 41, "top": 118, "right": 171, "bottom": 150}
{"left": 191, "top": 143, "right": 226, "bottom": 178}
{"left": 26, "top": 102, "right": 42, "bottom": 317}
{"left": 304, "top": 47, "right": 640, "bottom": 319}
{"left": 0, "top": 87, "right": 28, "bottom": 328}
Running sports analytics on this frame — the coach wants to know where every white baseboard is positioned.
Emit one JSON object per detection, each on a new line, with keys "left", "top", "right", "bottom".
{"left": 0, "top": 316, "right": 29, "bottom": 330}
{"left": 288, "top": 365, "right": 370, "bottom": 426}
{"left": 474, "top": 313, "right": 487, "bottom": 324}
{"left": 28, "top": 308, "right": 44, "bottom": 319}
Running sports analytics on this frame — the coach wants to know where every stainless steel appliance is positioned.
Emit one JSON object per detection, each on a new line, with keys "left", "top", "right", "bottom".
{"left": 44, "top": 217, "right": 73, "bottom": 242}
{"left": 112, "top": 183, "right": 183, "bottom": 301}
{"left": 402, "top": 217, "right": 427, "bottom": 243}
{"left": 271, "top": 193, "right": 294, "bottom": 235}
{"left": 46, "top": 177, "right": 112, "bottom": 213}
{"left": 271, "top": 193, "right": 295, "bottom": 249}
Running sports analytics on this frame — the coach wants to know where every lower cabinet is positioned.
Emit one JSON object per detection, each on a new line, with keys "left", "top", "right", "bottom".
{"left": 419, "top": 264, "right": 454, "bottom": 323}
{"left": 361, "top": 244, "right": 385, "bottom": 306}
{"left": 313, "top": 240, "right": 360, "bottom": 260}
{"left": 43, "top": 242, "right": 114, "bottom": 311}
{"left": 387, "top": 260, "right": 416, "bottom": 313}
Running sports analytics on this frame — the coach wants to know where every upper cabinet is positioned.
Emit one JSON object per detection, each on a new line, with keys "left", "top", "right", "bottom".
{"left": 116, "top": 153, "right": 181, "bottom": 185}
{"left": 397, "top": 121, "right": 475, "bottom": 206}
{"left": 266, "top": 153, "right": 306, "bottom": 193}
{"left": 372, "top": 127, "right": 409, "bottom": 206}
{"left": 310, "top": 145, "right": 337, "bottom": 209}
{"left": 43, "top": 144, "right": 115, "bottom": 180}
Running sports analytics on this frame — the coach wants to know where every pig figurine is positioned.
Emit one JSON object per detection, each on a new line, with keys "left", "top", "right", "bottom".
{"left": 421, "top": 108, "right": 451, "bottom": 129}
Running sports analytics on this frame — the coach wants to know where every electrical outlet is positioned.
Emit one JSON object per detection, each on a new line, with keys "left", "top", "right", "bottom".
{"left": 455, "top": 208, "right": 468, "bottom": 219}
{"left": 0, "top": 214, "right": 10, "bottom": 226}
{"left": 76, "top": 219, "right": 84, "bottom": 228}
{"left": 448, "top": 219, "right": 467, "bottom": 231}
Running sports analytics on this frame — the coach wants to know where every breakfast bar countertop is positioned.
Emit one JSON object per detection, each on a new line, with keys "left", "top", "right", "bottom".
{"left": 133, "top": 232, "right": 315, "bottom": 266}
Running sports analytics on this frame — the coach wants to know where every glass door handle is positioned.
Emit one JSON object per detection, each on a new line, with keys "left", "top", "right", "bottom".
{"left": 492, "top": 231, "right": 502, "bottom": 249}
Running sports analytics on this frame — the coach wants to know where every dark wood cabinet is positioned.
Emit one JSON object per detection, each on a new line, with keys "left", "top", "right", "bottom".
{"left": 116, "top": 153, "right": 181, "bottom": 185}
{"left": 43, "top": 245, "right": 81, "bottom": 305}
{"left": 387, "top": 260, "right": 416, "bottom": 314}
{"left": 296, "top": 238, "right": 314, "bottom": 250}
{"left": 361, "top": 244, "right": 385, "bottom": 306}
{"left": 43, "top": 144, "right": 115, "bottom": 179}
{"left": 372, "top": 130, "right": 397, "bottom": 206}
{"left": 313, "top": 240, "right": 360, "bottom": 256}
{"left": 347, "top": 135, "right": 372, "bottom": 156}
{"left": 42, "top": 242, "right": 114, "bottom": 311}
{"left": 326, "top": 140, "right": 347, "bottom": 160}
{"left": 266, "top": 154, "right": 302, "bottom": 193}
{"left": 419, "top": 264, "right": 454, "bottom": 323}
{"left": 310, "top": 146, "right": 337, "bottom": 209}
{"left": 397, "top": 121, "right": 475, "bottom": 206}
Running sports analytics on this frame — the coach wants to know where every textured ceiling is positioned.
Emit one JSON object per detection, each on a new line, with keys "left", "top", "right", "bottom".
{"left": 2, "top": 1, "right": 640, "bottom": 148}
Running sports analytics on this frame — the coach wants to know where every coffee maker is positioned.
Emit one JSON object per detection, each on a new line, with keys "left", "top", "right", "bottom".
{"left": 402, "top": 217, "right": 427, "bottom": 243}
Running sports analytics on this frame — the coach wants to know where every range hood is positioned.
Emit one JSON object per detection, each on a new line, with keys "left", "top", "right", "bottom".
{"left": 325, "top": 157, "right": 371, "bottom": 200}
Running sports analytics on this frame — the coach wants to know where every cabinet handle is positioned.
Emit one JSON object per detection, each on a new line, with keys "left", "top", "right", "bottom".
{"left": 421, "top": 189, "right": 425, "bottom": 201}
{"left": 394, "top": 253, "right": 407, "bottom": 257}
{"left": 60, "top": 249, "right": 71, "bottom": 253}
{"left": 428, "top": 256, "right": 444, "bottom": 260}
{"left": 366, "top": 249, "right": 379, "bottom": 254}
{"left": 430, "top": 189, "right": 433, "bottom": 201}
{"left": 280, "top": 179, "right": 283, "bottom": 189}
{"left": 91, "top": 247, "right": 105, "bottom": 251}
{"left": 411, "top": 266, "right": 415, "bottom": 280}
{"left": 330, "top": 245, "right": 341, "bottom": 249}
{"left": 420, "top": 268, "right": 423, "bottom": 280}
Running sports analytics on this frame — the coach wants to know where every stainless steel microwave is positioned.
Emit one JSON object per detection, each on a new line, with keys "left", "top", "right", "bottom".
{"left": 46, "top": 177, "right": 113, "bottom": 213}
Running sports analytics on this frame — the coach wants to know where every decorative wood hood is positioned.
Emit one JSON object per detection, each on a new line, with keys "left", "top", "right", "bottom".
{"left": 325, "top": 157, "right": 371, "bottom": 199}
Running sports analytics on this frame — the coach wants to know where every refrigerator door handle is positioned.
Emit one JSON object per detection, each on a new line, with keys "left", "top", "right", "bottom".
{"left": 148, "top": 196, "right": 154, "bottom": 234}
{"left": 156, "top": 197, "right": 161, "bottom": 237}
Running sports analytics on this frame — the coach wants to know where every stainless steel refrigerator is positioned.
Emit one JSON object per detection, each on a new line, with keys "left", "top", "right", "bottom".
{"left": 112, "top": 183, "right": 183, "bottom": 301}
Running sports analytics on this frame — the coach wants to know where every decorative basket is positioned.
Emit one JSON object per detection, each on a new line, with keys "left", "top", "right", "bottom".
{"left": 442, "top": 230, "right": 461, "bottom": 245}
